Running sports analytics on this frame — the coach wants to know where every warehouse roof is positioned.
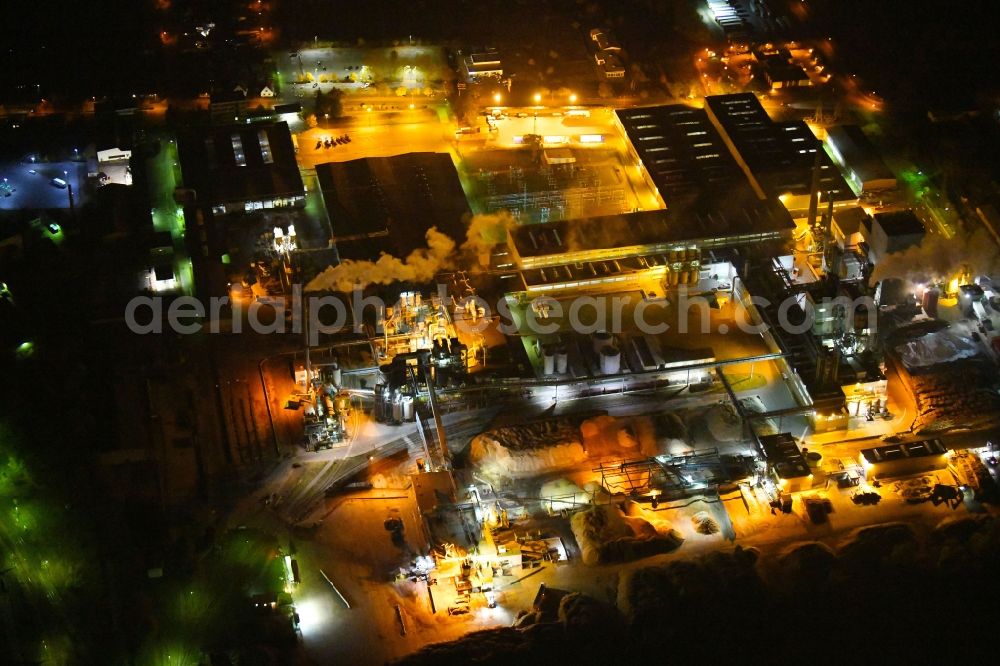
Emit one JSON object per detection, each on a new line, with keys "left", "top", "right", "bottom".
{"left": 826, "top": 124, "right": 896, "bottom": 187}
{"left": 177, "top": 121, "right": 303, "bottom": 206}
{"left": 317, "top": 152, "right": 471, "bottom": 261}
{"left": 873, "top": 210, "right": 925, "bottom": 237}
{"left": 705, "top": 93, "right": 854, "bottom": 201}
{"left": 616, "top": 104, "right": 758, "bottom": 210}
{"left": 511, "top": 198, "right": 793, "bottom": 262}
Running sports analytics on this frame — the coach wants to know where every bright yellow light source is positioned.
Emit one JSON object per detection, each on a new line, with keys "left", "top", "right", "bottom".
{"left": 569, "top": 93, "right": 577, "bottom": 104}
{"left": 533, "top": 93, "right": 542, "bottom": 104}
{"left": 493, "top": 92, "right": 502, "bottom": 104}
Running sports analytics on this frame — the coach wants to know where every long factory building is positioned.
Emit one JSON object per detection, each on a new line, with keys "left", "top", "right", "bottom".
{"left": 509, "top": 198, "right": 793, "bottom": 293}
{"left": 702, "top": 93, "right": 856, "bottom": 212}
{"left": 505, "top": 98, "right": 803, "bottom": 295}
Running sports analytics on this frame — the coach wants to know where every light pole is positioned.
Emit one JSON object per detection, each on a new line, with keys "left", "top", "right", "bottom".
{"left": 533, "top": 92, "right": 542, "bottom": 134}
{"left": 63, "top": 170, "right": 74, "bottom": 214}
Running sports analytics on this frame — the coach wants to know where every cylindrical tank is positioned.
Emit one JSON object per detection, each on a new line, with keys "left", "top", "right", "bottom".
{"left": 374, "top": 384, "right": 387, "bottom": 422}
{"left": 922, "top": 288, "right": 939, "bottom": 319}
{"left": 401, "top": 396, "right": 415, "bottom": 422}
{"left": 555, "top": 348, "right": 569, "bottom": 374}
{"left": 331, "top": 365, "right": 342, "bottom": 387}
{"left": 391, "top": 396, "right": 403, "bottom": 422}
{"left": 669, "top": 271, "right": 679, "bottom": 286}
{"left": 593, "top": 331, "right": 614, "bottom": 353}
{"left": 600, "top": 346, "right": 621, "bottom": 374}
{"left": 542, "top": 348, "right": 555, "bottom": 375}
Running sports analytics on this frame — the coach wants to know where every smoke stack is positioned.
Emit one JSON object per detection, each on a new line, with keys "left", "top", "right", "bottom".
{"left": 807, "top": 139, "right": 823, "bottom": 230}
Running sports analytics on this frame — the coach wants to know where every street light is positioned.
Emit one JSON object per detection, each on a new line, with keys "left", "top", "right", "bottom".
{"left": 569, "top": 93, "right": 577, "bottom": 105}
{"left": 533, "top": 93, "right": 542, "bottom": 135}
{"left": 493, "top": 92, "right": 502, "bottom": 105}
{"left": 63, "top": 170, "right": 74, "bottom": 214}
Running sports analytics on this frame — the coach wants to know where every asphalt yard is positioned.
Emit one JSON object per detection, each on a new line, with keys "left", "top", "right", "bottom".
{"left": 0, "top": 160, "right": 85, "bottom": 210}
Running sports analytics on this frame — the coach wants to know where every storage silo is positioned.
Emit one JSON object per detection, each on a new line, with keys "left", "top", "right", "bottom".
{"left": 555, "top": 347, "right": 569, "bottom": 374}
{"left": 542, "top": 346, "right": 556, "bottom": 375}
{"left": 593, "top": 330, "right": 614, "bottom": 353}
{"left": 600, "top": 346, "right": 621, "bottom": 374}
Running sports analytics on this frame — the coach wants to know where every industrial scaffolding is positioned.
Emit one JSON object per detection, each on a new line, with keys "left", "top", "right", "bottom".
{"left": 476, "top": 164, "right": 627, "bottom": 223}
{"left": 592, "top": 449, "right": 733, "bottom": 498}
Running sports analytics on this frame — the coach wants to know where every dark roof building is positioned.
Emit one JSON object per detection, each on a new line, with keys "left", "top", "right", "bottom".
{"left": 868, "top": 210, "right": 925, "bottom": 263}
{"left": 615, "top": 105, "right": 760, "bottom": 213}
{"left": 859, "top": 439, "right": 946, "bottom": 480}
{"left": 760, "top": 432, "right": 811, "bottom": 490}
{"left": 825, "top": 124, "right": 897, "bottom": 194}
{"left": 704, "top": 94, "right": 855, "bottom": 209}
{"left": 462, "top": 49, "right": 503, "bottom": 80}
{"left": 177, "top": 121, "right": 304, "bottom": 215}
{"left": 510, "top": 198, "right": 793, "bottom": 269}
{"left": 316, "top": 152, "right": 471, "bottom": 261}
{"left": 757, "top": 54, "right": 812, "bottom": 89}
{"left": 831, "top": 206, "right": 870, "bottom": 248}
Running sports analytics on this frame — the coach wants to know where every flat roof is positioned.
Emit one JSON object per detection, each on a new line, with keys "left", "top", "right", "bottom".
{"left": 833, "top": 207, "right": 869, "bottom": 236}
{"left": 177, "top": 121, "right": 303, "bottom": 205}
{"left": 760, "top": 55, "right": 811, "bottom": 83}
{"left": 616, "top": 105, "right": 759, "bottom": 210}
{"left": 511, "top": 198, "right": 793, "bottom": 262}
{"left": 826, "top": 125, "right": 895, "bottom": 185}
{"left": 469, "top": 51, "right": 501, "bottom": 65}
{"left": 411, "top": 470, "right": 457, "bottom": 514}
{"left": 520, "top": 253, "right": 667, "bottom": 290}
{"left": 760, "top": 432, "right": 811, "bottom": 479}
{"left": 317, "top": 152, "right": 471, "bottom": 261}
{"left": 594, "top": 33, "right": 621, "bottom": 51}
{"left": 705, "top": 94, "right": 854, "bottom": 201}
{"left": 860, "top": 439, "right": 946, "bottom": 465}
{"left": 873, "top": 210, "right": 925, "bottom": 237}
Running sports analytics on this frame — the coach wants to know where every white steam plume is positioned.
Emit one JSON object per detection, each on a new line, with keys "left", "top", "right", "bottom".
{"left": 869, "top": 227, "right": 1000, "bottom": 285}
{"left": 460, "top": 211, "right": 516, "bottom": 267}
{"left": 305, "top": 227, "right": 456, "bottom": 292}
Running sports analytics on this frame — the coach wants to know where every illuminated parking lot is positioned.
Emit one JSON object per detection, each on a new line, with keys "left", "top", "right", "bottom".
{"left": 0, "top": 160, "right": 85, "bottom": 210}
